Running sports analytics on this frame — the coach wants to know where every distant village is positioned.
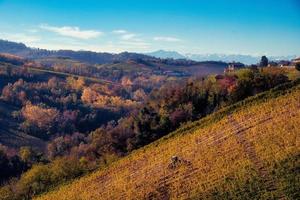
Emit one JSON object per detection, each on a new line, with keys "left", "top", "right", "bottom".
{"left": 224, "top": 56, "right": 300, "bottom": 73}
{"left": 152, "top": 56, "right": 300, "bottom": 78}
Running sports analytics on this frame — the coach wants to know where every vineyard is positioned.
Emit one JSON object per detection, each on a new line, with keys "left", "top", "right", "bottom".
{"left": 37, "top": 84, "right": 300, "bottom": 200}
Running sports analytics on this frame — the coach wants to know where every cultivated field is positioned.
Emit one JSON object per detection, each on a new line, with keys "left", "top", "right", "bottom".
{"left": 37, "top": 85, "right": 300, "bottom": 200}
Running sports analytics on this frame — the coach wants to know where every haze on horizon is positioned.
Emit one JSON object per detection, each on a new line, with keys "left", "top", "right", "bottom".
{"left": 0, "top": 0, "right": 299, "bottom": 56}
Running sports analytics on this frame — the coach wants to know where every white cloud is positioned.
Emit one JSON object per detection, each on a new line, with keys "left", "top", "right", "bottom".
{"left": 39, "top": 24, "right": 103, "bottom": 40}
{"left": 0, "top": 33, "right": 40, "bottom": 44}
{"left": 119, "top": 33, "right": 144, "bottom": 43}
{"left": 27, "top": 29, "right": 39, "bottom": 33}
{"left": 30, "top": 40, "right": 150, "bottom": 52}
{"left": 112, "top": 29, "right": 144, "bottom": 42}
{"left": 153, "top": 36, "right": 182, "bottom": 42}
{"left": 121, "top": 33, "right": 138, "bottom": 40}
{"left": 112, "top": 30, "right": 128, "bottom": 34}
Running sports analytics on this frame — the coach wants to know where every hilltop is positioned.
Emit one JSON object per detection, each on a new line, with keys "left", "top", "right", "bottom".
{"left": 35, "top": 81, "right": 300, "bottom": 200}
{"left": 0, "top": 39, "right": 151, "bottom": 64}
{"left": 0, "top": 40, "right": 227, "bottom": 77}
{"left": 0, "top": 39, "right": 221, "bottom": 66}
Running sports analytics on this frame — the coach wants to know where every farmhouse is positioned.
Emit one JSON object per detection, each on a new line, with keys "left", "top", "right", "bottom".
{"left": 280, "top": 57, "right": 300, "bottom": 69}
{"left": 224, "top": 62, "right": 245, "bottom": 73}
{"left": 292, "top": 57, "right": 300, "bottom": 64}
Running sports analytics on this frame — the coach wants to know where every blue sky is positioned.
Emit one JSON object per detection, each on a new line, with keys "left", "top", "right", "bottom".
{"left": 0, "top": 0, "right": 299, "bottom": 56}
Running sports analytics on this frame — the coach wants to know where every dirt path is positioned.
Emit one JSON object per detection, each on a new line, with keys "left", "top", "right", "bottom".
{"left": 228, "top": 114, "right": 286, "bottom": 200}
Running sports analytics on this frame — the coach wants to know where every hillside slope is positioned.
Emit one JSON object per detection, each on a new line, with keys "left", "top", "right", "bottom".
{"left": 37, "top": 85, "right": 300, "bottom": 200}
{"left": 0, "top": 100, "right": 45, "bottom": 150}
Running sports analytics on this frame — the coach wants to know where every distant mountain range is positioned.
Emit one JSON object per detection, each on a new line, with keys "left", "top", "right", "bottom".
{"left": 146, "top": 50, "right": 186, "bottom": 60}
{"left": 0, "top": 39, "right": 157, "bottom": 64}
{"left": 146, "top": 50, "right": 297, "bottom": 65}
{"left": 0, "top": 39, "right": 226, "bottom": 69}
{"left": 0, "top": 39, "right": 297, "bottom": 65}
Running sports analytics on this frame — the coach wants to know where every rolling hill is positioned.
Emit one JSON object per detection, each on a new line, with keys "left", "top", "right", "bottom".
{"left": 0, "top": 100, "right": 45, "bottom": 150}
{"left": 0, "top": 40, "right": 190, "bottom": 65}
{"left": 0, "top": 39, "right": 151, "bottom": 64}
{"left": 36, "top": 81, "right": 300, "bottom": 200}
{"left": 0, "top": 40, "right": 228, "bottom": 77}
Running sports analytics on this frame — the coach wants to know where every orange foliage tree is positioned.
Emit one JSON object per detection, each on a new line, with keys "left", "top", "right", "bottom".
{"left": 81, "top": 87, "right": 137, "bottom": 111}
{"left": 21, "top": 103, "right": 59, "bottom": 130}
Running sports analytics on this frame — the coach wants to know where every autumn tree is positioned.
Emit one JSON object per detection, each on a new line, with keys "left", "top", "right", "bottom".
{"left": 1, "top": 79, "right": 28, "bottom": 105}
{"left": 19, "top": 147, "right": 39, "bottom": 165}
{"left": 121, "top": 76, "right": 133, "bottom": 87}
{"left": 295, "top": 63, "right": 300, "bottom": 71}
{"left": 260, "top": 56, "right": 269, "bottom": 67}
{"left": 66, "top": 77, "right": 86, "bottom": 91}
{"left": 22, "top": 104, "right": 59, "bottom": 129}
{"left": 21, "top": 103, "right": 60, "bottom": 136}
{"left": 81, "top": 87, "right": 137, "bottom": 111}
{"left": 133, "top": 89, "right": 147, "bottom": 102}
{"left": 81, "top": 87, "right": 98, "bottom": 105}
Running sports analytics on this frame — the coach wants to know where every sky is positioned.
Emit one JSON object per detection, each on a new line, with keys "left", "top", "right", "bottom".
{"left": 0, "top": 0, "right": 299, "bottom": 56}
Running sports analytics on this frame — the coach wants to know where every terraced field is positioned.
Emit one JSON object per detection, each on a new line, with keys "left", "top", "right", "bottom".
{"left": 37, "top": 85, "right": 300, "bottom": 200}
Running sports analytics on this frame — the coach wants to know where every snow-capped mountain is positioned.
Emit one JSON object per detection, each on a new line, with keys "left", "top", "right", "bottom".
{"left": 147, "top": 50, "right": 297, "bottom": 65}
